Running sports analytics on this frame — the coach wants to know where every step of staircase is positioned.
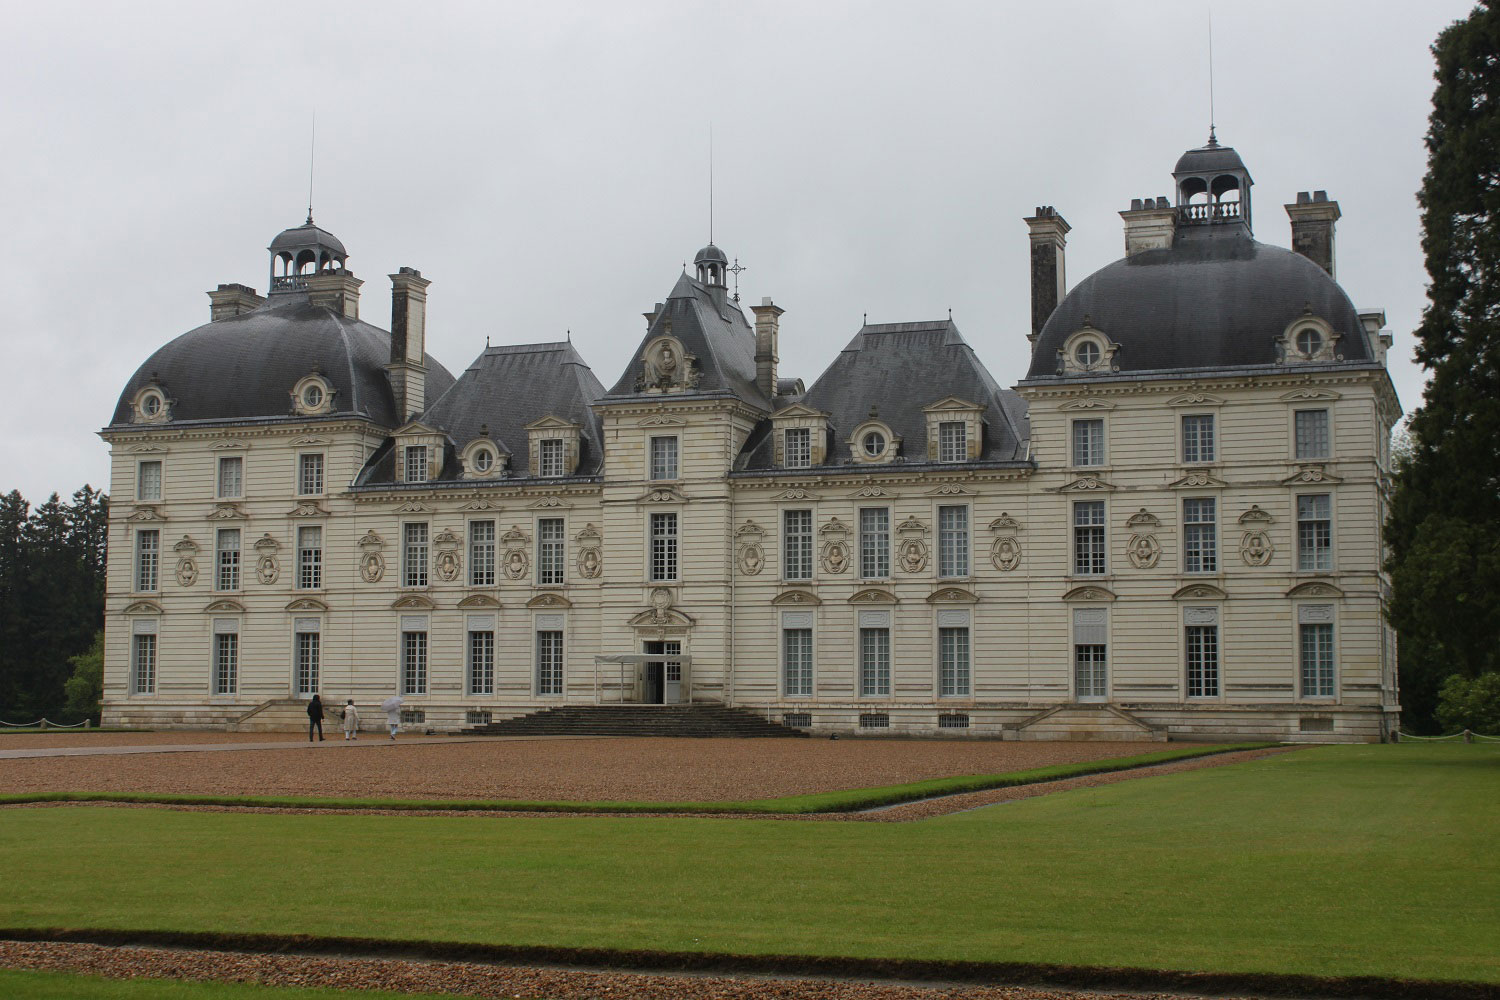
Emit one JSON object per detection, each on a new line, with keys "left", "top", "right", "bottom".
{"left": 465, "top": 704, "right": 809, "bottom": 739}
{"left": 1013, "top": 704, "right": 1168, "bottom": 742}
{"left": 232, "top": 699, "right": 317, "bottom": 733}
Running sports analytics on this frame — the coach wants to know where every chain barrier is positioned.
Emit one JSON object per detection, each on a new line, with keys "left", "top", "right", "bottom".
{"left": 1396, "top": 729, "right": 1499, "bottom": 743}
{"left": 0, "top": 718, "right": 91, "bottom": 729}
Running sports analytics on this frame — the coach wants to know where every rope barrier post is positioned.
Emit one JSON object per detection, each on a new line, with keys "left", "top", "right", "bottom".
{"left": 1465, "top": 729, "right": 1474, "bottom": 744}
{"left": 38, "top": 719, "right": 47, "bottom": 731}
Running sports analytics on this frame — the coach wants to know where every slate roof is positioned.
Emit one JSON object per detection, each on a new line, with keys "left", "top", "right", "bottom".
{"left": 109, "top": 293, "right": 454, "bottom": 428}
{"left": 1174, "top": 141, "right": 1250, "bottom": 177}
{"left": 738, "top": 320, "right": 1030, "bottom": 470}
{"left": 1024, "top": 232, "right": 1372, "bottom": 380}
{"left": 269, "top": 219, "right": 347, "bottom": 256}
{"left": 603, "top": 272, "right": 771, "bottom": 409}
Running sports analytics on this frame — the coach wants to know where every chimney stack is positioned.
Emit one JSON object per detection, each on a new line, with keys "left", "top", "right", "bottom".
{"left": 1285, "top": 191, "right": 1341, "bottom": 279}
{"left": 1119, "top": 196, "right": 1175, "bottom": 256}
{"left": 751, "top": 297, "right": 784, "bottom": 400}
{"left": 1024, "top": 207, "right": 1070, "bottom": 353}
{"left": 207, "top": 283, "right": 264, "bottom": 322}
{"left": 305, "top": 272, "right": 363, "bottom": 318}
{"left": 386, "top": 267, "right": 431, "bottom": 423}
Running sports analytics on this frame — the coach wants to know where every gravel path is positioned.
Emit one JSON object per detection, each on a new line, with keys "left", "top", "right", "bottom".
{"left": 0, "top": 940, "right": 1265, "bottom": 1000}
{"left": 0, "top": 731, "right": 313, "bottom": 749}
{"left": 0, "top": 738, "right": 1171, "bottom": 802}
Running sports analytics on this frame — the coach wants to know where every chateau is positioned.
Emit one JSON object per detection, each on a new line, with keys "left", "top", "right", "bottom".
{"left": 101, "top": 137, "right": 1403, "bottom": 741}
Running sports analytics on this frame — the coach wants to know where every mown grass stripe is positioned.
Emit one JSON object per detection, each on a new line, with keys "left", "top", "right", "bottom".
{"left": 0, "top": 743, "right": 1273, "bottom": 815}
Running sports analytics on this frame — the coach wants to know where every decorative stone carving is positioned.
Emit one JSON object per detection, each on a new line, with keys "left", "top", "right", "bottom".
{"left": 635, "top": 335, "right": 700, "bottom": 392}
{"left": 457, "top": 594, "right": 502, "bottom": 609}
{"left": 1173, "top": 583, "right": 1228, "bottom": 601}
{"left": 1240, "top": 531, "right": 1274, "bottom": 566}
{"left": 895, "top": 516, "right": 929, "bottom": 574}
{"left": 819, "top": 517, "right": 851, "bottom": 575}
{"left": 576, "top": 524, "right": 603, "bottom": 579}
{"left": 173, "top": 535, "right": 199, "bottom": 588}
{"left": 253, "top": 534, "right": 279, "bottom": 585}
{"left": 773, "top": 488, "right": 818, "bottom": 501}
{"left": 926, "top": 484, "right": 975, "bottom": 496}
{"left": 528, "top": 592, "right": 573, "bottom": 609}
{"left": 434, "top": 527, "right": 462, "bottom": 582}
{"left": 126, "top": 505, "right": 165, "bottom": 522}
{"left": 206, "top": 503, "right": 246, "bottom": 520}
{"left": 771, "top": 589, "right": 822, "bottom": 606}
{"left": 502, "top": 526, "right": 531, "bottom": 581}
{"left": 1167, "top": 470, "right": 1227, "bottom": 489}
{"left": 926, "top": 587, "right": 978, "bottom": 604}
{"left": 848, "top": 588, "right": 897, "bottom": 604}
{"left": 1062, "top": 585, "right": 1116, "bottom": 602}
{"left": 1060, "top": 476, "right": 1115, "bottom": 492}
{"left": 735, "top": 520, "right": 765, "bottom": 576}
{"left": 358, "top": 530, "right": 386, "bottom": 584}
{"left": 1126, "top": 533, "right": 1161, "bottom": 569}
{"left": 287, "top": 501, "right": 326, "bottom": 517}
{"left": 1281, "top": 464, "right": 1342, "bottom": 485}
{"left": 988, "top": 513, "right": 1022, "bottom": 572}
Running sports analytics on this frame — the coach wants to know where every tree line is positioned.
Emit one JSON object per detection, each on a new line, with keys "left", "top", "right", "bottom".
{"left": 0, "top": 486, "right": 107, "bottom": 723}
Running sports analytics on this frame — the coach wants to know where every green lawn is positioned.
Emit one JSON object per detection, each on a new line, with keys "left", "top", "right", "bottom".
{"left": 1, "top": 744, "right": 1495, "bottom": 984}
{"left": 0, "top": 969, "right": 414, "bottom": 998}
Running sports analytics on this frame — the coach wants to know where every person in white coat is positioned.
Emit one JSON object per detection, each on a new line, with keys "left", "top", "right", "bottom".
{"left": 383, "top": 695, "right": 402, "bottom": 740}
{"left": 342, "top": 699, "right": 359, "bottom": 741}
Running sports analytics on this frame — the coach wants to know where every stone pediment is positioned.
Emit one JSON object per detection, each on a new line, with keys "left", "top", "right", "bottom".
{"left": 636, "top": 412, "right": 686, "bottom": 427}
{"left": 1062, "top": 585, "right": 1115, "bottom": 602}
{"left": 637, "top": 487, "right": 687, "bottom": 504}
{"left": 527, "top": 592, "right": 573, "bottom": 610}
{"left": 926, "top": 484, "right": 975, "bottom": 497}
{"left": 1167, "top": 470, "right": 1227, "bottom": 490}
{"left": 1286, "top": 581, "right": 1344, "bottom": 599}
{"left": 848, "top": 588, "right": 897, "bottom": 604}
{"left": 390, "top": 594, "right": 434, "bottom": 611}
{"left": 287, "top": 501, "right": 326, "bottom": 517}
{"left": 126, "top": 505, "right": 165, "bottom": 522}
{"left": 525, "top": 414, "right": 582, "bottom": 431}
{"left": 1281, "top": 465, "right": 1342, "bottom": 486}
{"left": 457, "top": 594, "right": 502, "bottom": 609}
{"left": 773, "top": 488, "right": 819, "bottom": 501}
{"left": 1057, "top": 397, "right": 1116, "bottom": 410}
{"left": 1238, "top": 505, "right": 1274, "bottom": 525}
{"left": 393, "top": 500, "right": 433, "bottom": 513}
{"left": 772, "top": 402, "right": 831, "bottom": 419}
{"left": 122, "top": 600, "right": 163, "bottom": 615}
{"left": 1125, "top": 508, "right": 1160, "bottom": 528}
{"left": 771, "top": 589, "right": 822, "bottom": 606}
{"left": 1173, "top": 583, "right": 1227, "bottom": 601}
{"left": 208, "top": 439, "right": 249, "bottom": 451}
{"left": 173, "top": 535, "right": 199, "bottom": 553}
{"left": 627, "top": 606, "right": 693, "bottom": 627}
{"left": 204, "top": 598, "right": 245, "bottom": 613}
{"left": 922, "top": 395, "right": 985, "bottom": 413}
{"left": 285, "top": 597, "right": 329, "bottom": 612}
{"left": 206, "top": 503, "right": 247, "bottom": 520}
{"left": 734, "top": 519, "right": 764, "bottom": 539}
{"left": 528, "top": 495, "right": 571, "bottom": 509}
{"left": 458, "top": 498, "right": 501, "bottom": 511}
{"left": 847, "top": 484, "right": 893, "bottom": 499}
{"left": 393, "top": 419, "right": 443, "bottom": 436}
{"left": 1279, "top": 388, "right": 1342, "bottom": 401}
{"left": 926, "top": 587, "right": 978, "bottom": 604}
{"left": 1166, "top": 391, "right": 1226, "bottom": 407}
{"left": 1058, "top": 477, "right": 1115, "bottom": 493}
{"left": 989, "top": 514, "right": 1023, "bottom": 532}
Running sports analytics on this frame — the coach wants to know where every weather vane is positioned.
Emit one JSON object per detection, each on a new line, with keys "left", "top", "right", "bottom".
{"left": 728, "top": 257, "right": 746, "bottom": 301}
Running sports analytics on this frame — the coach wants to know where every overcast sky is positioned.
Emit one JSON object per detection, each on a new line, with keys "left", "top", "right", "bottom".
{"left": 0, "top": 0, "right": 1474, "bottom": 504}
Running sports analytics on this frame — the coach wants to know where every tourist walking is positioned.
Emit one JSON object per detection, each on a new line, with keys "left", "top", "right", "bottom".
{"left": 307, "top": 694, "right": 325, "bottom": 742}
{"left": 381, "top": 694, "right": 402, "bottom": 740}
{"left": 342, "top": 699, "right": 359, "bottom": 740}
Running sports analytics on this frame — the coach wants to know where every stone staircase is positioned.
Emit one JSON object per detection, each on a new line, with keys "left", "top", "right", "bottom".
{"left": 465, "top": 704, "right": 810, "bottom": 738}
{"left": 1013, "top": 704, "right": 1167, "bottom": 742}
{"left": 231, "top": 698, "right": 316, "bottom": 733}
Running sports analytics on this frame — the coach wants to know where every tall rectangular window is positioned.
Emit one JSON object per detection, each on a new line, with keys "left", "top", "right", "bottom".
{"left": 295, "top": 525, "right": 322, "bottom": 589}
{"left": 215, "top": 528, "right": 241, "bottom": 591}
{"left": 783, "top": 509, "right": 813, "bottom": 581}
{"left": 131, "top": 632, "right": 156, "bottom": 694}
{"left": 1183, "top": 498, "right": 1218, "bottom": 573}
{"left": 1185, "top": 615, "right": 1220, "bottom": 697}
{"left": 1295, "top": 409, "right": 1330, "bottom": 459}
{"left": 468, "top": 520, "right": 496, "bottom": 587}
{"left": 468, "top": 626, "right": 495, "bottom": 696}
{"left": 1300, "top": 619, "right": 1335, "bottom": 697}
{"left": 137, "top": 460, "right": 162, "bottom": 501}
{"left": 403, "top": 522, "right": 429, "bottom": 587}
{"left": 938, "top": 505, "right": 969, "bottom": 577}
{"left": 1072, "top": 419, "right": 1104, "bottom": 467}
{"left": 859, "top": 626, "right": 891, "bottom": 697}
{"left": 403, "top": 446, "right": 428, "bottom": 483}
{"left": 859, "top": 507, "right": 890, "bottom": 579}
{"left": 217, "top": 456, "right": 243, "bottom": 498}
{"left": 538, "top": 438, "right": 565, "bottom": 477}
{"left": 783, "top": 427, "right": 811, "bottom": 469}
{"left": 298, "top": 453, "right": 325, "bottom": 496}
{"left": 783, "top": 625, "right": 813, "bottom": 697}
{"left": 649, "top": 512, "right": 678, "bottom": 581}
{"left": 1073, "top": 608, "right": 1108, "bottom": 700}
{"left": 537, "top": 517, "right": 566, "bottom": 584}
{"left": 295, "top": 621, "right": 321, "bottom": 696}
{"left": 938, "top": 421, "right": 967, "bottom": 463}
{"left": 1072, "top": 501, "right": 1105, "bottom": 575}
{"left": 536, "top": 628, "right": 564, "bottom": 695}
{"left": 649, "top": 436, "right": 678, "bottom": 480}
{"left": 939, "top": 626, "right": 971, "bottom": 696}
{"left": 401, "top": 628, "right": 427, "bottom": 695}
{"left": 212, "top": 624, "right": 238, "bottom": 696}
{"left": 135, "top": 529, "right": 160, "bottom": 592}
{"left": 1297, "top": 494, "right": 1333, "bottom": 571}
{"left": 1182, "top": 414, "right": 1216, "bottom": 463}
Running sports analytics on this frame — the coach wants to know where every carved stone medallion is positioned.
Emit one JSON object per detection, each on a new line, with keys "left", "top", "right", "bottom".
{"left": 821, "top": 540, "right": 850, "bottom": 574}
{"left": 1240, "top": 531, "right": 1274, "bottom": 567}
{"left": 1126, "top": 533, "right": 1161, "bottom": 569}
{"left": 898, "top": 538, "right": 928, "bottom": 574}
{"left": 361, "top": 551, "right": 386, "bottom": 584}
{"left": 991, "top": 535, "right": 1021, "bottom": 572}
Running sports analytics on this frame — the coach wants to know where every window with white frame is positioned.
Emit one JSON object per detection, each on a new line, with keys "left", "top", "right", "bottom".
{"left": 1299, "top": 605, "right": 1335, "bottom": 697}
{"left": 131, "top": 621, "right": 156, "bottom": 695}
{"left": 1073, "top": 608, "right": 1108, "bottom": 700}
{"left": 938, "top": 617, "right": 971, "bottom": 697}
{"left": 1294, "top": 409, "right": 1330, "bottom": 459}
{"left": 295, "top": 525, "right": 322, "bottom": 589}
{"left": 938, "top": 505, "right": 969, "bottom": 578}
{"left": 782, "top": 611, "right": 813, "bottom": 697}
{"left": 401, "top": 623, "right": 428, "bottom": 696}
{"left": 649, "top": 436, "right": 678, "bottom": 481}
{"left": 137, "top": 460, "right": 162, "bottom": 501}
{"left": 784, "top": 427, "right": 812, "bottom": 469}
{"left": 468, "top": 520, "right": 496, "bottom": 587}
{"left": 403, "top": 522, "right": 429, "bottom": 587}
{"left": 536, "top": 620, "right": 564, "bottom": 695}
{"left": 1297, "top": 494, "right": 1333, "bottom": 571}
{"left": 537, "top": 517, "right": 566, "bottom": 585}
{"left": 215, "top": 528, "right": 240, "bottom": 591}
{"left": 859, "top": 507, "right": 890, "bottom": 579}
{"left": 538, "top": 438, "right": 565, "bottom": 478}
{"left": 212, "top": 619, "right": 238, "bottom": 696}
{"left": 294, "top": 618, "right": 321, "bottom": 696}
{"left": 1071, "top": 419, "right": 1104, "bottom": 467}
{"left": 298, "top": 453, "right": 325, "bottom": 496}
{"left": 217, "top": 456, "right": 243, "bottom": 498}
{"left": 938, "top": 421, "right": 967, "bottom": 463}
{"left": 1183, "top": 498, "right": 1218, "bottom": 573}
{"left": 403, "top": 446, "right": 428, "bottom": 484}
{"left": 467, "top": 616, "right": 495, "bottom": 696}
{"left": 1072, "top": 501, "right": 1105, "bottom": 575}
{"left": 649, "top": 512, "right": 678, "bottom": 581}
{"left": 858, "top": 611, "right": 891, "bottom": 697}
{"left": 783, "top": 509, "right": 813, "bottom": 581}
{"left": 1182, "top": 414, "right": 1216, "bottom": 463}
{"left": 1185, "top": 607, "right": 1220, "bottom": 697}
{"left": 135, "top": 529, "right": 160, "bottom": 592}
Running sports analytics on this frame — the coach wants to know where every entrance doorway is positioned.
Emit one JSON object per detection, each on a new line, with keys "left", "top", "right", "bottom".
{"left": 643, "top": 641, "right": 682, "bottom": 704}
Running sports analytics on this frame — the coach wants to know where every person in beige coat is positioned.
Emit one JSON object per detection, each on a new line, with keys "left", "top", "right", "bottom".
{"left": 342, "top": 699, "right": 360, "bottom": 741}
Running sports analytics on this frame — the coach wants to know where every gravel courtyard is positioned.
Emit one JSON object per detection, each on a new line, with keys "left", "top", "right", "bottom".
{"left": 0, "top": 735, "right": 1169, "bottom": 802}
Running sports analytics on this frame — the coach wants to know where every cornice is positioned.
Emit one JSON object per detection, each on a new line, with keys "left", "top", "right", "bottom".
{"left": 1015, "top": 368, "right": 1388, "bottom": 401}
{"left": 101, "top": 418, "right": 381, "bottom": 445}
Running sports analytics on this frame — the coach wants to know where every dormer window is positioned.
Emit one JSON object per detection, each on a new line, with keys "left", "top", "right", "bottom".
{"left": 133, "top": 385, "right": 171, "bottom": 424}
{"left": 525, "top": 416, "right": 582, "bottom": 479}
{"left": 1296, "top": 327, "right": 1324, "bottom": 358}
{"left": 862, "top": 430, "right": 887, "bottom": 459}
{"left": 922, "top": 397, "right": 984, "bottom": 464}
{"left": 404, "top": 446, "right": 428, "bottom": 483}
{"left": 1075, "top": 341, "right": 1101, "bottom": 368}
{"left": 473, "top": 449, "right": 493, "bottom": 473}
{"left": 459, "top": 435, "right": 506, "bottom": 480}
{"left": 770, "top": 404, "right": 831, "bottom": 470}
{"left": 291, "top": 373, "right": 335, "bottom": 416}
{"left": 539, "top": 439, "right": 565, "bottom": 477}
{"left": 1059, "top": 329, "right": 1120, "bottom": 376}
{"left": 1278, "top": 316, "right": 1339, "bottom": 364}
{"left": 141, "top": 393, "right": 163, "bottom": 417}
{"left": 848, "top": 419, "right": 900, "bottom": 466}
{"left": 938, "top": 422, "right": 966, "bottom": 463}
{"left": 784, "top": 428, "right": 811, "bottom": 469}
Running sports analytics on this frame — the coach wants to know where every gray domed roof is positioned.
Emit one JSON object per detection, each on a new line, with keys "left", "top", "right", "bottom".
{"left": 1174, "top": 142, "right": 1248, "bottom": 176}
{"left": 269, "top": 218, "right": 348, "bottom": 257}
{"left": 1025, "top": 234, "right": 1371, "bottom": 379}
{"left": 694, "top": 243, "right": 728, "bottom": 265}
{"left": 110, "top": 294, "right": 454, "bottom": 427}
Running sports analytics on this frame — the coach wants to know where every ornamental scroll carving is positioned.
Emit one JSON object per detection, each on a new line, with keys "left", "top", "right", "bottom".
{"left": 1124, "top": 508, "right": 1161, "bottom": 569}
{"left": 896, "top": 517, "right": 929, "bottom": 574}
{"left": 576, "top": 524, "right": 603, "bottom": 579}
{"left": 988, "top": 514, "right": 1022, "bottom": 572}
{"left": 434, "top": 527, "right": 462, "bottom": 583}
{"left": 253, "top": 534, "right": 280, "bottom": 585}
{"left": 1238, "top": 505, "right": 1274, "bottom": 567}
{"left": 358, "top": 530, "right": 386, "bottom": 583}
{"left": 819, "top": 517, "right": 851, "bottom": 575}
{"left": 173, "top": 535, "right": 199, "bottom": 587}
{"left": 735, "top": 520, "right": 765, "bottom": 576}
{"left": 501, "top": 525, "right": 531, "bottom": 581}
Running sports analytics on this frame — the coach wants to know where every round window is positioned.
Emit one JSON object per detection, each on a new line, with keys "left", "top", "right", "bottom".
{"left": 302, "top": 384, "right": 324, "bottom": 409}
{"left": 473, "top": 449, "right": 493, "bottom": 472}
{"left": 1074, "top": 341, "right": 1101, "bottom": 368}
{"left": 140, "top": 392, "right": 162, "bottom": 417}
{"left": 862, "top": 431, "right": 887, "bottom": 458}
{"left": 1295, "top": 328, "right": 1324, "bottom": 357}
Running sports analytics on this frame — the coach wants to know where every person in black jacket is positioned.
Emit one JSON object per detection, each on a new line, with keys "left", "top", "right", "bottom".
{"left": 307, "top": 694, "right": 325, "bottom": 742}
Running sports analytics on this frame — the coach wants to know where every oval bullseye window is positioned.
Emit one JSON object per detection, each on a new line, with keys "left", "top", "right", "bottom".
{"left": 862, "top": 431, "right": 887, "bottom": 458}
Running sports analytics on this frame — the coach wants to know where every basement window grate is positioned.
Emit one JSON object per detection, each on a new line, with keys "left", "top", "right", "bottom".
{"left": 859, "top": 713, "right": 889, "bottom": 729}
{"left": 400, "top": 709, "right": 425, "bottom": 724}
{"left": 466, "top": 710, "right": 492, "bottom": 725}
{"left": 1299, "top": 716, "right": 1334, "bottom": 733}
{"left": 782, "top": 712, "right": 812, "bottom": 728}
{"left": 938, "top": 713, "right": 970, "bottom": 729}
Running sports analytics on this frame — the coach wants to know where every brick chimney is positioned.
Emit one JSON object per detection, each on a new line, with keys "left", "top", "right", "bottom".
{"left": 1285, "top": 191, "right": 1341, "bottom": 279}
{"left": 1024, "top": 207, "right": 1070, "bottom": 353}
{"left": 305, "top": 272, "right": 363, "bottom": 318}
{"left": 207, "top": 283, "right": 264, "bottom": 322}
{"left": 386, "top": 267, "right": 431, "bottom": 423}
{"left": 1119, "top": 196, "right": 1175, "bottom": 256}
{"left": 751, "top": 297, "right": 784, "bottom": 400}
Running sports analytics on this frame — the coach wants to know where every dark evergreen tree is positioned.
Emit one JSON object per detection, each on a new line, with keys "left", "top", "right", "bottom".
{"left": 0, "top": 491, "right": 29, "bottom": 716}
{"left": 1386, "top": 1, "right": 1500, "bottom": 731}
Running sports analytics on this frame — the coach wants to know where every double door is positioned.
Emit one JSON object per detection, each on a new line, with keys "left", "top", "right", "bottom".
{"left": 643, "top": 640, "right": 682, "bottom": 704}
